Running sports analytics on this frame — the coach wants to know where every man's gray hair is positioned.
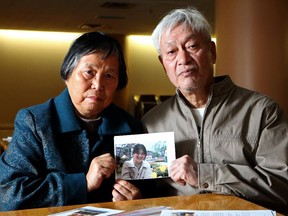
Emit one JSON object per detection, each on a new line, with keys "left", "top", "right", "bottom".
{"left": 152, "top": 7, "right": 212, "bottom": 54}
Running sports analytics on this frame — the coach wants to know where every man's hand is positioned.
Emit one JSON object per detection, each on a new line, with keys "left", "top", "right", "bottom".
{"left": 86, "top": 153, "right": 116, "bottom": 192}
{"left": 112, "top": 179, "right": 142, "bottom": 201}
{"left": 169, "top": 155, "right": 198, "bottom": 186}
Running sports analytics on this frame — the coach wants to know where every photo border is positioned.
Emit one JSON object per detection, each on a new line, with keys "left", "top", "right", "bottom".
{"left": 114, "top": 132, "right": 175, "bottom": 180}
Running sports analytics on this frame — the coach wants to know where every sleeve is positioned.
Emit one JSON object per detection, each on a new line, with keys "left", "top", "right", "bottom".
{"left": 198, "top": 102, "right": 288, "bottom": 214}
{"left": 121, "top": 162, "right": 132, "bottom": 180}
{"left": 144, "top": 161, "right": 152, "bottom": 179}
{"left": 0, "top": 109, "right": 87, "bottom": 211}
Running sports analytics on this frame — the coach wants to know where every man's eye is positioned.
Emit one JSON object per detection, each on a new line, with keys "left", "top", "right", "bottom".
{"left": 187, "top": 44, "right": 197, "bottom": 50}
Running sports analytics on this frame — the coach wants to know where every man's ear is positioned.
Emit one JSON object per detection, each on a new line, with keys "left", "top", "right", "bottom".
{"left": 210, "top": 41, "right": 217, "bottom": 64}
{"left": 158, "top": 55, "right": 163, "bottom": 64}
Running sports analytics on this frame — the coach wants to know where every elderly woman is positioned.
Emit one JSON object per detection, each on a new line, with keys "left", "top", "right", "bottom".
{"left": 0, "top": 32, "right": 143, "bottom": 211}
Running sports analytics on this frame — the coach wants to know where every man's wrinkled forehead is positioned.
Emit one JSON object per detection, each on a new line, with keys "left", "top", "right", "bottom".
{"left": 163, "top": 22, "right": 191, "bottom": 36}
{"left": 161, "top": 24, "right": 198, "bottom": 43}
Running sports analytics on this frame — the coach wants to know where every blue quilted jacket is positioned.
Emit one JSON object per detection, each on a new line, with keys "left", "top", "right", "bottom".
{"left": 0, "top": 88, "right": 143, "bottom": 211}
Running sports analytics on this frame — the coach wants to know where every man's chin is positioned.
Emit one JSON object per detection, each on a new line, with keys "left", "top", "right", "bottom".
{"left": 178, "top": 84, "right": 199, "bottom": 93}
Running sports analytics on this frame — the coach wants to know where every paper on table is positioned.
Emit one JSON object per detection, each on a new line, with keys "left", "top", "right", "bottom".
{"left": 48, "top": 206, "right": 124, "bottom": 216}
{"left": 160, "top": 210, "right": 276, "bottom": 216}
{"left": 116, "top": 206, "right": 172, "bottom": 216}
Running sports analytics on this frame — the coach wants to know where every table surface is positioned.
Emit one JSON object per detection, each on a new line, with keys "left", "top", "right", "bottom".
{"left": 0, "top": 194, "right": 283, "bottom": 216}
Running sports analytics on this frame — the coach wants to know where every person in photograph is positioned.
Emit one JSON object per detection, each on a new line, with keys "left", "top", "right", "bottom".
{"left": 142, "top": 7, "right": 288, "bottom": 214}
{"left": 0, "top": 32, "right": 144, "bottom": 211}
{"left": 121, "top": 144, "right": 152, "bottom": 180}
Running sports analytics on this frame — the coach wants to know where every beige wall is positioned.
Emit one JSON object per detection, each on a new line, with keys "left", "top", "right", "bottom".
{"left": 0, "top": 30, "right": 80, "bottom": 128}
{"left": 215, "top": 0, "right": 288, "bottom": 115}
{"left": 0, "top": 31, "right": 175, "bottom": 128}
{"left": 125, "top": 35, "right": 175, "bottom": 115}
{"left": 3, "top": 0, "right": 287, "bottom": 130}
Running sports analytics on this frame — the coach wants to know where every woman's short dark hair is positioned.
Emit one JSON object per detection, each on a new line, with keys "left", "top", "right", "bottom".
{"left": 133, "top": 144, "right": 147, "bottom": 156}
{"left": 60, "top": 31, "right": 128, "bottom": 90}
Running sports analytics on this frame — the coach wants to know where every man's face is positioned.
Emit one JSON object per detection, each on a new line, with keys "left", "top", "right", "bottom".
{"left": 65, "top": 53, "right": 119, "bottom": 119}
{"left": 159, "top": 24, "right": 216, "bottom": 94}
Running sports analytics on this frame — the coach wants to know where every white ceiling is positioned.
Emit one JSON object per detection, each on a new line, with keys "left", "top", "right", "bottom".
{"left": 0, "top": 0, "right": 215, "bottom": 35}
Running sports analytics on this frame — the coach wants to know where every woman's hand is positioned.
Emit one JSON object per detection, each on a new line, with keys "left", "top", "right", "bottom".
{"left": 112, "top": 179, "right": 142, "bottom": 201}
{"left": 169, "top": 155, "right": 198, "bottom": 186}
{"left": 86, "top": 153, "right": 116, "bottom": 192}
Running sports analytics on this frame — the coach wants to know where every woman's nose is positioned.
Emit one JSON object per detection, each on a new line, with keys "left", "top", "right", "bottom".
{"left": 91, "top": 76, "right": 104, "bottom": 91}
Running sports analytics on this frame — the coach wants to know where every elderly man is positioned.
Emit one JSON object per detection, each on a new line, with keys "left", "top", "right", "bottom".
{"left": 142, "top": 7, "right": 288, "bottom": 214}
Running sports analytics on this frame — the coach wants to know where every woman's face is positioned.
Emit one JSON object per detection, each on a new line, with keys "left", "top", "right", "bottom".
{"left": 133, "top": 150, "right": 146, "bottom": 165}
{"left": 66, "top": 53, "right": 119, "bottom": 119}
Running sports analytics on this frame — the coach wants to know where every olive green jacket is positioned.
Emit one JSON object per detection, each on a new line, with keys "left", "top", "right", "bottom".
{"left": 142, "top": 76, "right": 288, "bottom": 214}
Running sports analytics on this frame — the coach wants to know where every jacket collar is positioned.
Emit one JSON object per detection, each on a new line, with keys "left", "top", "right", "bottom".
{"left": 176, "top": 75, "right": 235, "bottom": 97}
{"left": 54, "top": 88, "right": 82, "bottom": 133}
{"left": 211, "top": 75, "right": 235, "bottom": 97}
{"left": 54, "top": 88, "right": 136, "bottom": 135}
{"left": 175, "top": 75, "right": 236, "bottom": 110}
{"left": 100, "top": 104, "right": 136, "bottom": 135}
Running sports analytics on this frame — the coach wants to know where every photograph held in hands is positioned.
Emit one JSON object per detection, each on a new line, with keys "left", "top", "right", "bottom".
{"left": 114, "top": 132, "right": 175, "bottom": 180}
